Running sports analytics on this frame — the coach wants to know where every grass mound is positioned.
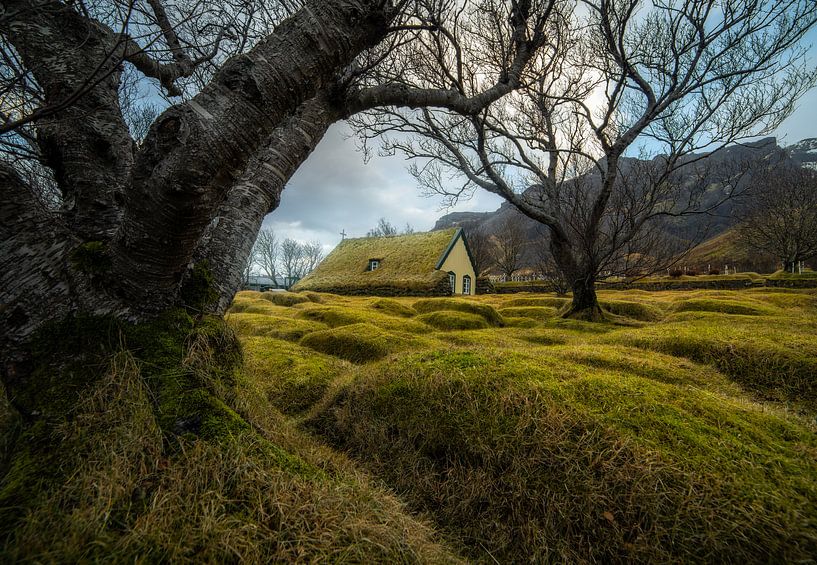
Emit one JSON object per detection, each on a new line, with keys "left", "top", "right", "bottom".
{"left": 261, "top": 291, "right": 310, "bottom": 306}
{"left": 241, "top": 336, "right": 346, "bottom": 414}
{"left": 501, "top": 316, "right": 538, "bottom": 328}
{"left": 672, "top": 298, "right": 774, "bottom": 316}
{"left": 416, "top": 311, "right": 490, "bottom": 331}
{"left": 412, "top": 298, "right": 505, "bottom": 326}
{"left": 308, "top": 348, "right": 817, "bottom": 563}
{"left": 498, "top": 306, "right": 557, "bottom": 320}
{"left": 369, "top": 298, "right": 416, "bottom": 317}
{"left": 502, "top": 296, "right": 569, "bottom": 308}
{"left": 227, "top": 296, "right": 280, "bottom": 315}
{"left": 600, "top": 300, "right": 664, "bottom": 321}
{"left": 226, "top": 313, "right": 327, "bottom": 341}
{"left": 299, "top": 323, "right": 410, "bottom": 363}
{"left": 610, "top": 319, "right": 817, "bottom": 409}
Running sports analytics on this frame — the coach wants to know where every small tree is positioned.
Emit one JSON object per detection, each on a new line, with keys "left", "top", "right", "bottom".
{"left": 255, "top": 228, "right": 280, "bottom": 286}
{"left": 367, "top": 218, "right": 399, "bottom": 237}
{"left": 737, "top": 166, "right": 817, "bottom": 273}
{"left": 279, "top": 238, "right": 305, "bottom": 287}
{"left": 463, "top": 225, "right": 495, "bottom": 277}
{"left": 301, "top": 241, "right": 325, "bottom": 275}
{"left": 492, "top": 217, "right": 528, "bottom": 279}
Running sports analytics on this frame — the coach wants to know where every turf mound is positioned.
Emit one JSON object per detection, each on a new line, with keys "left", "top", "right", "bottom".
{"left": 261, "top": 291, "right": 311, "bottom": 306}
{"left": 369, "top": 298, "right": 416, "bottom": 318}
{"left": 417, "top": 311, "right": 490, "bottom": 331}
{"left": 241, "top": 336, "right": 346, "bottom": 414}
{"left": 498, "top": 306, "right": 557, "bottom": 321}
{"left": 226, "top": 313, "right": 327, "bottom": 341}
{"left": 610, "top": 320, "right": 817, "bottom": 410}
{"left": 600, "top": 300, "right": 664, "bottom": 321}
{"left": 502, "top": 296, "right": 569, "bottom": 308}
{"left": 672, "top": 298, "right": 774, "bottom": 316}
{"left": 299, "top": 323, "right": 410, "bottom": 363}
{"left": 307, "top": 349, "right": 817, "bottom": 563}
{"left": 412, "top": 298, "right": 505, "bottom": 326}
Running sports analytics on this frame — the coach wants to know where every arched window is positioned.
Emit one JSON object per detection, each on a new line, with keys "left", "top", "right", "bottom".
{"left": 448, "top": 272, "right": 456, "bottom": 294}
{"left": 462, "top": 274, "right": 472, "bottom": 295}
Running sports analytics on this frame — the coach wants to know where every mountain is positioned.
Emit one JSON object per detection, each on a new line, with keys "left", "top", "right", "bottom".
{"left": 786, "top": 138, "right": 817, "bottom": 170}
{"left": 433, "top": 137, "right": 810, "bottom": 273}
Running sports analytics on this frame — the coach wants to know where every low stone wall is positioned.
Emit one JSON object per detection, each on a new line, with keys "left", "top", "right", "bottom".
{"left": 765, "top": 278, "right": 817, "bottom": 288}
{"left": 492, "top": 277, "right": 817, "bottom": 294}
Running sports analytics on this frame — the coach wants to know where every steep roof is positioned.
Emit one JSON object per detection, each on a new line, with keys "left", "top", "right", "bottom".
{"left": 293, "top": 228, "right": 464, "bottom": 293}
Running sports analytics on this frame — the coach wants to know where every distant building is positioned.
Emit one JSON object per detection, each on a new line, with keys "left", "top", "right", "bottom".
{"left": 245, "top": 275, "right": 298, "bottom": 291}
{"left": 292, "top": 228, "right": 477, "bottom": 296}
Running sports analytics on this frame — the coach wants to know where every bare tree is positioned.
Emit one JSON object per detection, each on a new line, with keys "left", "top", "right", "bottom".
{"left": 368, "top": 0, "right": 817, "bottom": 318}
{"left": 532, "top": 232, "right": 569, "bottom": 294}
{"left": 255, "top": 228, "right": 280, "bottom": 285}
{"left": 1, "top": 0, "right": 559, "bottom": 375}
{"left": 301, "top": 240, "right": 325, "bottom": 274}
{"left": 737, "top": 165, "right": 817, "bottom": 273}
{"left": 279, "top": 238, "right": 306, "bottom": 286}
{"left": 367, "top": 217, "right": 399, "bottom": 237}
{"left": 492, "top": 217, "right": 528, "bottom": 279}
{"left": 244, "top": 239, "right": 260, "bottom": 286}
{"left": 463, "top": 225, "right": 494, "bottom": 276}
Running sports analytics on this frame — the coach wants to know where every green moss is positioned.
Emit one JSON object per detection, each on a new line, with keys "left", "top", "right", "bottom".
{"left": 412, "top": 298, "right": 505, "bottom": 326}
{"left": 261, "top": 291, "right": 310, "bottom": 306}
{"left": 70, "top": 241, "right": 112, "bottom": 276}
{"left": 180, "top": 261, "right": 219, "bottom": 312}
{"left": 501, "top": 316, "right": 538, "bottom": 328}
{"left": 672, "top": 298, "right": 775, "bottom": 316}
{"left": 299, "top": 323, "right": 408, "bottom": 363}
{"left": 502, "top": 296, "right": 569, "bottom": 308}
{"left": 416, "top": 311, "right": 490, "bottom": 331}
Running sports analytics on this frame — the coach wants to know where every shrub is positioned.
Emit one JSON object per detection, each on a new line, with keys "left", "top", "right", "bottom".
{"left": 416, "top": 311, "right": 490, "bottom": 331}
{"left": 669, "top": 269, "right": 683, "bottom": 278}
{"left": 709, "top": 269, "right": 721, "bottom": 275}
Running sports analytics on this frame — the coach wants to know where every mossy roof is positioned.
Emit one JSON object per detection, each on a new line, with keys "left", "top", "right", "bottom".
{"left": 293, "top": 228, "right": 464, "bottom": 292}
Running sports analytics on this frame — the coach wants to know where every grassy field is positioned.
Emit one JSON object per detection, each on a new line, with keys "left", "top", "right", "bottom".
{"left": 2, "top": 288, "right": 815, "bottom": 562}
{"left": 229, "top": 288, "right": 817, "bottom": 563}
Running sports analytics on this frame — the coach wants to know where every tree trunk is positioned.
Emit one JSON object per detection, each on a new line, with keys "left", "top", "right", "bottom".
{"left": 565, "top": 276, "right": 604, "bottom": 320}
{"left": 548, "top": 231, "right": 604, "bottom": 320}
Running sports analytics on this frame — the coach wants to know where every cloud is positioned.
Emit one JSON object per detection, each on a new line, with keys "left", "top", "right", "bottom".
{"left": 261, "top": 123, "right": 504, "bottom": 251}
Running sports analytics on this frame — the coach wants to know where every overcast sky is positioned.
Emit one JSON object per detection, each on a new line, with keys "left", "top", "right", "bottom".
{"left": 263, "top": 81, "right": 817, "bottom": 255}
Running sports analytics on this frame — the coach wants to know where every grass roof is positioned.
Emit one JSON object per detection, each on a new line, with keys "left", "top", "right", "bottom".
{"left": 293, "top": 229, "right": 459, "bottom": 294}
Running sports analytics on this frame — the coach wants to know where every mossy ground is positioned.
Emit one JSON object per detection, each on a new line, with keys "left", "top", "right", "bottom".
{"left": 4, "top": 287, "right": 817, "bottom": 562}
{"left": 222, "top": 287, "right": 817, "bottom": 563}
{"left": 0, "top": 309, "right": 459, "bottom": 562}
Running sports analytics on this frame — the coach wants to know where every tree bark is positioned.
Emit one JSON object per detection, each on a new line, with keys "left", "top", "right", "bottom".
{"left": 549, "top": 232, "right": 603, "bottom": 319}
{"left": 108, "top": 0, "right": 395, "bottom": 313}
{"left": 193, "top": 92, "right": 339, "bottom": 314}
